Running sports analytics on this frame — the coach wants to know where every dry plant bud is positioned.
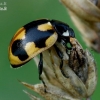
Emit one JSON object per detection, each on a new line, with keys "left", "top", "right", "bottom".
{"left": 60, "top": 0, "right": 100, "bottom": 52}
{"left": 20, "top": 38, "right": 97, "bottom": 100}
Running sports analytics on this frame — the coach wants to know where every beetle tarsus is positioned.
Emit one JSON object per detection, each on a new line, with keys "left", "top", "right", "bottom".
{"left": 54, "top": 45, "right": 63, "bottom": 69}
{"left": 38, "top": 53, "right": 47, "bottom": 92}
{"left": 39, "top": 76, "right": 47, "bottom": 92}
{"left": 38, "top": 53, "right": 43, "bottom": 76}
{"left": 54, "top": 45, "right": 63, "bottom": 60}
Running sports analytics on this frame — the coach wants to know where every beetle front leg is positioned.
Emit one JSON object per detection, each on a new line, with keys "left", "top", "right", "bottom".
{"left": 54, "top": 45, "right": 67, "bottom": 77}
{"left": 54, "top": 45, "right": 63, "bottom": 68}
{"left": 38, "top": 53, "right": 47, "bottom": 92}
{"left": 38, "top": 53, "right": 43, "bottom": 78}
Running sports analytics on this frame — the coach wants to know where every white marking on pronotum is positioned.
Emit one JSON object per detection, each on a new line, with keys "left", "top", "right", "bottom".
{"left": 62, "top": 30, "right": 69, "bottom": 36}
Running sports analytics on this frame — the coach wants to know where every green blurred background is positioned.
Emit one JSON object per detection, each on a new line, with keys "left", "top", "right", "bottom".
{"left": 0, "top": 0, "right": 100, "bottom": 100}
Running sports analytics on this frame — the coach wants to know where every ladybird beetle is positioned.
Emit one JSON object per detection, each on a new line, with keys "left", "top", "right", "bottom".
{"left": 8, "top": 19, "right": 75, "bottom": 84}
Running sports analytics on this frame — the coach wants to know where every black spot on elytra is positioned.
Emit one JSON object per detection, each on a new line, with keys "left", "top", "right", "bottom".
{"left": 12, "top": 40, "right": 28, "bottom": 61}
{"left": 24, "top": 19, "right": 54, "bottom": 48}
{"left": 24, "top": 27, "right": 54, "bottom": 48}
{"left": 11, "top": 19, "right": 55, "bottom": 62}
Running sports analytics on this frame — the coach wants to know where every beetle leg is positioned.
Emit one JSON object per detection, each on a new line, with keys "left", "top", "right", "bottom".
{"left": 54, "top": 45, "right": 63, "bottom": 63}
{"left": 61, "top": 39, "right": 72, "bottom": 50}
{"left": 38, "top": 53, "right": 43, "bottom": 77}
{"left": 38, "top": 53, "right": 47, "bottom": 92}
{"left": 54, "top": 45, "right": 67, "bottom": 77}
{"left": 58, "top": 39, "right": 72, "bottom": 57}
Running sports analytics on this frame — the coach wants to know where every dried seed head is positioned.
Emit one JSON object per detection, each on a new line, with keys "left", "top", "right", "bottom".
{"left": 20, "top": 38, "right": 97, "bottom": 100}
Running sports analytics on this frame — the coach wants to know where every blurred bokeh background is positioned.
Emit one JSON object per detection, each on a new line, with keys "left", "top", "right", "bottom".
{"left": 0, "top": 0, "right": 100, "bottom": 100}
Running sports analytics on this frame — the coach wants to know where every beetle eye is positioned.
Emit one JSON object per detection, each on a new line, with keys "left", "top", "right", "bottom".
{"left": 60, "top": 39, "right": 72, "bottom": 50}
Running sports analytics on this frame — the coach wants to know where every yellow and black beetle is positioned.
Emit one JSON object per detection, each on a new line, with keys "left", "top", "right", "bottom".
{"left": 8, "top": 19, "right": 75, "bottom": 83}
